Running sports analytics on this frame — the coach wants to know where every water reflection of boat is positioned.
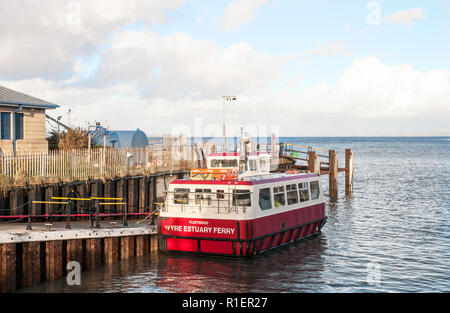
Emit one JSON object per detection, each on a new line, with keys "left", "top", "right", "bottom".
{"left": 155, "top": 235, "right": 327, "bottom": 292}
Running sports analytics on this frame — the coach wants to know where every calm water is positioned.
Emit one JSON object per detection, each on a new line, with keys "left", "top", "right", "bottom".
{"left": 18, "top": 137, "right": 450, "bottom": 293}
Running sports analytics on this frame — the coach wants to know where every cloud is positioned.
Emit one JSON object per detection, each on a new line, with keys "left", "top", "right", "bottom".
{"left": 94, "top": 30, "right": 283, "bottom": 99}
{"left": 384, "top": 8, "right": 425, "bottom": 27}
{"left": 0, "top": 0, "right": 185, "bottom": 80}
{"left": 302, "top": 40, "right": 354, "bottom": 57}
{"left": 3, "top": 57, "right": 449, "bottom": 137}
{"left": 218, "top": 0, "right": 270, "bottom": 32}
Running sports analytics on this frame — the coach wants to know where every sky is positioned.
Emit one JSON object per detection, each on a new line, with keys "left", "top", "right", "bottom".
{"left": 0, "top": 0, "right": 449, "bottom": 137}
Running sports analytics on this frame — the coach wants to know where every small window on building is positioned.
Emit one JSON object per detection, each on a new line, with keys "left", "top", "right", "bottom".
{"left": 273, "top": 186, "right": 285, "bottom": 207}
{"left": 232, "top": 190, "right": 251, "bottom": 207}
{"left": 174, "top": 188, "right": 190, "bottom": 204}
{"left": 195, "top": 189, "right": 212, "bottom": 205}
{"left": 249, "top": 159, "right": 257, "bottom": 171}
{"left": 14, "top": 113, "right": 24, "bottom": 140}
{"left": 310, "top": 181, "right": 320, "bottom": 200}
{"left": 1, "top": 112, "right": 11, "bottom": 140}
{"left": 259, "top": 159, "right": 268, "bottom": 172}
{"left": 258, "top": 188, "right": 272, "bottom": 210}
{"left": 286, "top": 184, "right": 298, "bottom": 205}
{"left": 217, "top": 190, "right": 225, "bottom": 199}
{"left": 299, "top": 182, "right": 310, "bottom": 202}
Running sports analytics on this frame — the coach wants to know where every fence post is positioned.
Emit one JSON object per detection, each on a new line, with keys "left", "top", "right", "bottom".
{"left": 66, "top": 200, "right": 72, "bottom": 229}
{"left": 89, "top": 201, "right": 94, "bottom": 228}
{"left": 26, "top": 203, "right": 32, "bottom": 230}
{"left": 95, "top": 199, "right": 101, "bottom": 228}
{"left": 123, "top": 203, "right": 128, "bottom": 227}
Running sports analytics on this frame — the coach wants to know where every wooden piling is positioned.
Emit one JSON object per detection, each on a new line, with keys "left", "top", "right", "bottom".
{"left": 128, "top": 179, "right": 139, "bottom": 214}
{"left": 104, "top": 237, "right": 119, "bottom": 265}
{"left": 85, "top": 238, "right": 102, "bottom": 270}
{"left": 329, "top": 150, "right": 338, "bottom": 202}
{"left": 307, "top": 151, "right": 320, "bottom": 174}
{"left": 139, "top": 177, "right": 149, "bottom": 214}
{"left": 10, "top": 188, "right": 24, "bottom": 215}
{"left": 149, "top": 176, "right": 156, "bottom": 213}
{"left": 116, "top": 179, "right": 127, "bottom": 214}
{"left": 22, "top": 242, "right": 40, "bottom": 287}
{"left": 345, "top": 149, "right": 354, "bottom": 197}
{"left": 0, "top": 243, "right": 16, "bottom": 292}
{"left": 120, "top": 236, "right": 135, "bottom": 260}
{"left": 30, "top": 186, "right": 43, "bottom": 216}
{"left": 66, "top": 239, "right": 83, "bottom": 269}
{"left": 150, "top": 234, "right": 159, "bottom": 251}
{"left": 45, "top": 241, "right": 63, "bottom": 281}
{"left": 136, "top": 235, "right": 149, "bottom": 256}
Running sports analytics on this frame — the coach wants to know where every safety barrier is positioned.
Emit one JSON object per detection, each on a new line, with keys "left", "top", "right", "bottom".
{"left": 0, "top": 196, "right": 161, "bottom": 231}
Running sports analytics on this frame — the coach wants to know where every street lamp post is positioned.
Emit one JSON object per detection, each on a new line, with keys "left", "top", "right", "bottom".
{"left": 222, "top": 96, "right": 237, "bottom": 152}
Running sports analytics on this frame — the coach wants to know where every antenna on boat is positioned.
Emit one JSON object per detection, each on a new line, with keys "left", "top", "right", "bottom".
{"left": 222, "top": 96, "right": 237, "bottom": 152}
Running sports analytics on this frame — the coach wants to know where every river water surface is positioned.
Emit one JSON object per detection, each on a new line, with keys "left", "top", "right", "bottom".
{"left": 18, "top": 137, "right": 450, "bottom": 292}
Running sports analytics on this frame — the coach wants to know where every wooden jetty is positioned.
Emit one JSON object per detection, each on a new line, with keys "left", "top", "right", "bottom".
{"left": 277, "top": 143, "right": 354, "bottom": 202}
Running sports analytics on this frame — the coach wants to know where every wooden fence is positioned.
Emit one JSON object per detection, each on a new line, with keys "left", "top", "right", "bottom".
{"left": 0, "top": 140, "right": 278, "bottom": 186}
{"left": 0, "top": 146, "right": 202, "bottom": 183}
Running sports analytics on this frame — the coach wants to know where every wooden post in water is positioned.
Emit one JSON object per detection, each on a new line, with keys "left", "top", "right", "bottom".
{"left": 307, "top": 151, "right": 320, "bottom": 174}
{"left": 328, "top": 150, "right": 338, "bottom": 202}
{"left": 345, "top": 149, "right": 354, "bottom": 197}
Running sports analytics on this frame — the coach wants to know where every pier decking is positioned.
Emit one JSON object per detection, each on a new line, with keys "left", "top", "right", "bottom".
{"left": 0, "top": 220, "right": 158, "bottom": 292}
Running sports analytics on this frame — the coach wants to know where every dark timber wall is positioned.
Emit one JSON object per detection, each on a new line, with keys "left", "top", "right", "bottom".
{"left": 0, "top": 171, "right": 189, "bottom": 216}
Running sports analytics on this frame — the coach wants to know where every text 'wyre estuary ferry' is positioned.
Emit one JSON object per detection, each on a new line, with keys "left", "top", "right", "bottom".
{"left": 157, "top": 146, "right": 327, "bottom": 257}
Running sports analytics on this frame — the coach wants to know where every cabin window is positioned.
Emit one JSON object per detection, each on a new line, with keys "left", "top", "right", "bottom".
{"left": 298, "top": 182, "right": 310, "bottom": 202}
{"left": 232, "top": 190, "right": 251, "bottom": 207}
{"left": 249, "top": 159, "right": 257, "bottom": 171}
{"left": 195, "top": 189, "right": 212, "bottom": 205}
{"left": 211, "top": 159, "right": 238, "bottom": 168}
{"left": 286, "top": 184, "right": 298, "bottom": 205}
{"left": 259, "top": 188, "right": 272, "bottom": 210}
{"left": 1, "top": 112, "right": 11, "bottom": 140}
{"left": 310, "top": 181, "right": 320, "bottom": 200}
{"left": 217, "top": 190, "right": 225, "bottom": 199}
{"left": 174, "top": 188, "right": 190, "bottom": 204}
{"left": 273, "top": 186, "right": 285, "bottom": 207}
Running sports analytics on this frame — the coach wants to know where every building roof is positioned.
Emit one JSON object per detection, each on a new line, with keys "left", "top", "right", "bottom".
{"left": 0, "top": 85, "right": 59, "bottom": 109}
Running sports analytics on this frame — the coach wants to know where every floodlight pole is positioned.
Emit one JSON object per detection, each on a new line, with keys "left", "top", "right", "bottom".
{"left": 222, "top": 96, "right": 236, "bottom": 153}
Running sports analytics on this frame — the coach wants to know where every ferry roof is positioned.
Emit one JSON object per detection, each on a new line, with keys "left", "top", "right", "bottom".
{"left": 171, "top": 173, "right": 319, "bottom": 186}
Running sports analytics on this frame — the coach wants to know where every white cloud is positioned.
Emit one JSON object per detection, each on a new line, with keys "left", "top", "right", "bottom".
{"left": 3, "top": 57, "right": 449, "bottom": 137}
{"left": 0, "top": 0, "right": 185, "bottom": 79}
{"left": 218, "top": 0, "right": 270, "bottom": 31}
{"left": 384, "top": 8, "right": 425, "bottom": 27}
{"left": 94, "top": 30, "right": 283, "bottom": 99}
{"left": 302, "top": 40, "right": 354, "bottom": 57}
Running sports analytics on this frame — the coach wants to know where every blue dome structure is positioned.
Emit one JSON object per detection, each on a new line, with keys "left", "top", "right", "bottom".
{"left": 89, "top": 127, "right": 149, "bottom": 148}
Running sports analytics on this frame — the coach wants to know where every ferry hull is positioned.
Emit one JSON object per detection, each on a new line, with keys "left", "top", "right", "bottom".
{"left": 158, "top": 203, "right": 326, "bottom": 257}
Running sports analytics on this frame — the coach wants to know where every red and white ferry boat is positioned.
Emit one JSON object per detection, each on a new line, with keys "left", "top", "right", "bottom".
{"left": 157, "top": 151, "right": 327, "bottom": 257}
